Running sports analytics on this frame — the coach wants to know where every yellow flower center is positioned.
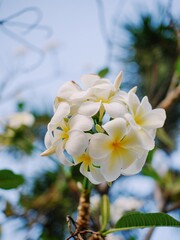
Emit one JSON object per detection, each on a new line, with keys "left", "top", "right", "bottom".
{"left": 111, "top": 140, "right": 121, "bottom": 151}
{"left": 134, "top": 115, "right": 143, "bottom": 126}
{"left": 61, "top": 132, "right": 69, "bottom": 140}
{"left": 76, "top": 153, "right": 92, "bottom": 165}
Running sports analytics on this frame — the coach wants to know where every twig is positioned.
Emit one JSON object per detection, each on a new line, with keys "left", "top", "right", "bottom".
{"left": 158, "top": 85, "right": 180, "bottom": 110}
{"left": 0, "top": 7, "right": 52, "bottom": 71}
{"left": 66, "top": 215, "right": 78, "bottom": 236}
{"left": 165, "top": 201, "right": 180, "bottom": 213}
{"left": 144, "top": 227, "right": 155, "bottom": 240}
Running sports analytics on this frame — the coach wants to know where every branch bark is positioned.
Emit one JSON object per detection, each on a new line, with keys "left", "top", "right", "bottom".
{"left": 158, "top": 85, "right": 180, "bottom": 110}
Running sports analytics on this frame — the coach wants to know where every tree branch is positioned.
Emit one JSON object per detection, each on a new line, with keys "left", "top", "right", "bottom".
{"left": 158, "top": 85, "right": 180, "bottom": 110}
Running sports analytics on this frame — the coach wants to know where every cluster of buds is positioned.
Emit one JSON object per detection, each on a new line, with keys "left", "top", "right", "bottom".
{"left": 41, "top": 72, "right": 166, "bottom": 184}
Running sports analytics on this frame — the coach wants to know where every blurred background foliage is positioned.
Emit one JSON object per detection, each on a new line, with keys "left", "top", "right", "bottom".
{"left": 0, "top": 1, "right": 180, "bottom": 240}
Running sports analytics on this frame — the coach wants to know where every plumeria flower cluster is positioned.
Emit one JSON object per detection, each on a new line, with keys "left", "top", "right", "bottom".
{"left": 41, "top": 72, "right": 166, "bottom": 184}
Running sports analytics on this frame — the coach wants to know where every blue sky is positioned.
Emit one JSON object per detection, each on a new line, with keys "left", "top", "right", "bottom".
{"left": 1, "top": 0, "right": 180, "bottom": 113}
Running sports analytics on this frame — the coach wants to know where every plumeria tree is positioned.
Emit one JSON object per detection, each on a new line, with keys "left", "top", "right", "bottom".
{"left": 41, "top": 72, "right": 180, "bottom": 239}
{"left": 0, "top": 3, "right": 180, "bottom": 240}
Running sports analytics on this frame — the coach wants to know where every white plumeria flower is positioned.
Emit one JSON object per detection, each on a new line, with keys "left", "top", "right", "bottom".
{"left": 111, "top": 197, "right": 143, "bottom": 224}
{"left": 6, "top": 112, "right": 35, "bottom": 129}
{"left": 89, "top": 118, "right": 145, "bottom": 182}
{"left": 125, "top": 92, "right": 166, "bottom": 150}
{"left": 106, "top": 233, "right": 124, "bottom": 240}
{"left": 73, "top": 148, "right": 105, "bottom": 184}
{"left": 90, "top": 194, "right": 101, "bottom": 212}
{"left": 41, "top": 70, "right": 167, "bottom": 184}
{"left": 41, "top": 103, "right": 93, "bottom": 166}
{"left": 78, "top": 72, "right": 127, "bottom": 118}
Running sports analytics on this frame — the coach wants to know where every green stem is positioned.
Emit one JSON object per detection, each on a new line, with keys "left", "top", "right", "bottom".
{"left": 83, "top": 176, "right": 90, "bottom": 190}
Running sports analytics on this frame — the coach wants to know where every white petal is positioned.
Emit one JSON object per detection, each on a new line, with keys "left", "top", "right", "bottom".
{"left": 138, "top": 129, "right": 155, "bottom": 150}
{"left": 80, "top": 163, "right": 102, "bottom": 184}
{"left": 141, "top": 109, "right": 166, "bottom": 129}
{"left": 90, "top": 165, "right": 106, "bottom": 183}
{"left": 122, "top": 150, "right": 148, "bottom": 175}
{"left": 57, "top": 81, "right": 81, "bottom": 99}
{"left": 103, "top": 102, "right": 127, "bottom": 118}
{"left": 55, "top": 142, "right": 73, "bottom": 166}
{"left": 90, "top": 87, "right": 111, "bottom": 100}
{"left": 100, "top": 156, "right": 122, "bottom": 182}
{"left": 136, "top": 96, "right": 152, "bottom": 117}
{"left": 65, "top": 130, "right": 88, "bottom": 156}
{"left": 118, "top": 148, "right": 138, "bottom": 169}
{"left": 71, "top": 89, "right": 89, "bottom": 101}
{"left": 78, "top": 101, "right": 101, "bottom": 116}
{"left": 101, "top": 148, "right": 139, "bottom": 182}
{"left": 125, "top": 113, "right": 140, "bottom": 129}
{"left": 41, "top": 146, "right": 56, "bottom": 156}
{"left": 80, "top": 74, "right": 100, "bottom": 88}
{"left": 128, "top": 92, "right": 140, "bottom": 115}
{"left": 53, "top": 128, "right": 64, "bottom": 143}
{"left": 102, "top": 118, "right": 126, "bottom": 140}
{"left": 81, "top": 74, "right": 111, "bottom": 89}
{"left": 89, "top": 133, "right": 111, "bottom": 159}
{"left": 128, "top": 86, "right": 137, "bottom": 94}
{"left": 44, "top": 131, "right": 52, "bottom": 148}
{"left": 50, "top": 101, "right": 70, "bottom": 129}
{"left": 121, "top": 128, "right": 142, "bottom": 148}
{"left": 114, "top": 71, "right": 123, "bottom": 90}
{"left": 69, "top": 114, "right": 93, "bottom": 131}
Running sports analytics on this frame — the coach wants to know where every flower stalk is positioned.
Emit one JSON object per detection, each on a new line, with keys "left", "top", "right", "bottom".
{"left": 76, "top": 178, "right": 105, "bottom": 239}
{"left": 77, "top": 178, "right": 91, "bottom": 230}
{"left": 76, "top": 188, "right": 90, "bottom": 231}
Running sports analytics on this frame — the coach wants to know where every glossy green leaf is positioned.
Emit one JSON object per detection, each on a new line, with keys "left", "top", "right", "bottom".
{"left": 103, "top": 212, "right": 180, "bottom": 235}
{"left": 100, "top": 194, "right": 110, "bottom": 232}
{"left": 0, "top": 169, "right": 24, "bottom": 189}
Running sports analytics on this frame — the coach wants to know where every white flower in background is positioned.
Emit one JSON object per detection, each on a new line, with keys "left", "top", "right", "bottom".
{"left": 89, "top": 118, "right": 145, "bottom": 182}
{"left": 125, "top": 92, "right": 166, "bottom": 150}
{"left": 152, "top": 150, "right": 169, "bottom": 177}
{"left": 90, "top": 194, "right": 101, "bottom": 212}
{"left": 111, "top": 197, "right": 143, "bottom": 224}
{"left": 7, "top": 112, "right": 35, "bottom": 129}
{"left": 106, "top": 233, "right": 124, "bottom": 240}
{"left": 41, "top": 71, "right": 166, "bottom": 184}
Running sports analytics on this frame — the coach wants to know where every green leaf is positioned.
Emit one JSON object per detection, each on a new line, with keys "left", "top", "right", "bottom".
{"left": 0, "top": 169, "right": 24, "bottom": 189}
{"left": 176, "top": 57, "right": 180, "bottom": 78}
{"left": 100, "top": 194, "right": 110, "bottom": 232}
{"left": 103, "top": 212, "right": 180, "bottom": 235}
{"left": 97, "top": 68, "right": 109, "bottom": 78}
{"left": 157, "top": 128, "right": 175, "bottom": 150}
{"left": 145, "top": 149, "right": 155, "bottom": 164}
{"left": 141, "top": 164, "right": 161, "bottom": 182}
